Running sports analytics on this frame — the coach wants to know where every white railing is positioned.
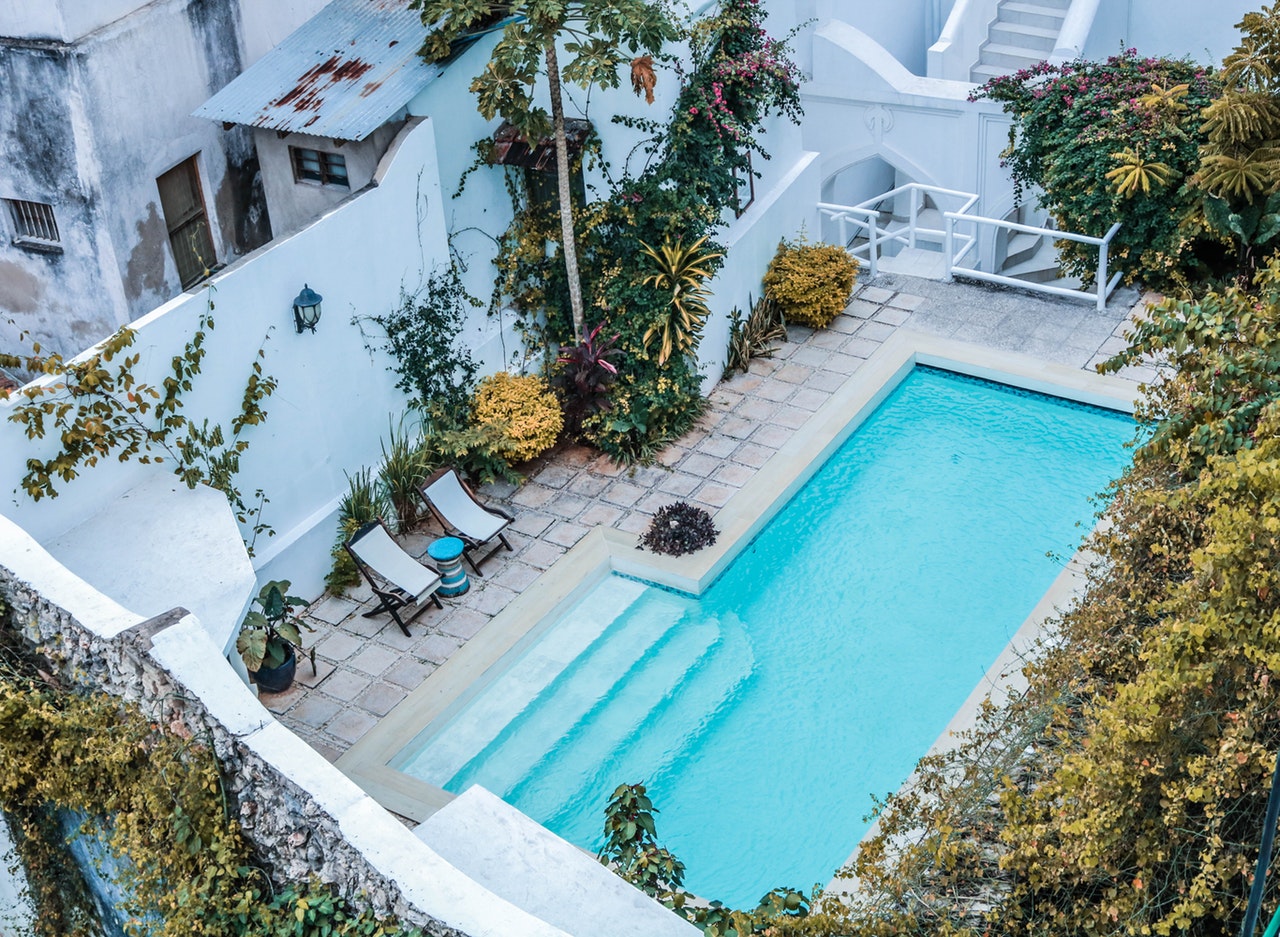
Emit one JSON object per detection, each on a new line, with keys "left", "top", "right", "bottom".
{"left": 819, "top": 182, "right": 980, "bottom": 278}
{"left": 819, "top": 184, "right": 1124, "bottom": 310}
{"left": 944, "top": 213, "right": 1122, "bottom": 311}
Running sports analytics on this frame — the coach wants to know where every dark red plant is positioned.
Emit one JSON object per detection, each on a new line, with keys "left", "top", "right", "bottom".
{"left": 555, "top": 322, "right": 622, "bottom": 436}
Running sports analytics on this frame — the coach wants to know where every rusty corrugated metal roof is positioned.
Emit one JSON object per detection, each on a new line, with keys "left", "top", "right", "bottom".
{"left": 192, "top": 0, "right": 442, "bottom": 142}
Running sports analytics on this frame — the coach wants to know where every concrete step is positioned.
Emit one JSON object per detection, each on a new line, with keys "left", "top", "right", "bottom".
{"left": 990, "top": 20, "right": 1059, "bottom": 51}
{"left": 1001, "top": 238, "right": 1078, "bottom": 285}
{"left": 416, "top": 787, "right": 699, "bottom": 937}
{"left": 997, "top": 1, "right": 1066, "bottom": 30}
{"left": 1004, "top": 231, "right": 1043, "bottom": 268}
{"left": 978, "top": 41, "right": 1048, "bottom": 69}
{"left": 970, "top": 62, "right": 1011, "bottom": 83}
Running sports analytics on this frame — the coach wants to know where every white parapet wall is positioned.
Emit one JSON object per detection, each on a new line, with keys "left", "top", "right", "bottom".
{"left": 0, "top": 511, "right": 695, "bottom": 936}
{"left": 0, "top": 116, "right": 454, "bottom": 600}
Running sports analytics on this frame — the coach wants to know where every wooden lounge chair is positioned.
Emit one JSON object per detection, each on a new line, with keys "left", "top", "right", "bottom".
{"left": 418, "top": 467, "right": 514, "bottom": 577}
{"left": 344, "top": 519, "right": 443, "bottom": 636}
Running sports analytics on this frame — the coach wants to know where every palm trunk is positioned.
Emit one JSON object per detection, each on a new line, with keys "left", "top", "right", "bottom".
{"left": 544, "top": 41, "right": 586, "bottom": 343}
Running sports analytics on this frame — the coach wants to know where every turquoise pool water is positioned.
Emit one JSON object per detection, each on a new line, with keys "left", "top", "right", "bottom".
{"left": 397, "top": 366, "right": 1134, "bottom": 905}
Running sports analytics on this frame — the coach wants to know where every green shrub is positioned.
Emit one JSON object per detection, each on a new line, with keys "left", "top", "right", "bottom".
{"left": 583, "top": 367, "right": 704, "bottom": 464}
{"left": 325, "top": 468, "right": 386, "bottom": 594}
{"left": 472, "top": 372, "right": 564, "bottom": 462}
{"left": 762, "top": 237, "right": 858, "bottom": 329}
{"left": 378, "top": 421, "right": 428, "bottom": 532}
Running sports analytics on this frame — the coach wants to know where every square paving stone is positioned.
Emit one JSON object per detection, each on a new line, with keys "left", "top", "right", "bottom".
{"left": 316, "top": 631, "right": 364, "bottom": 662}
{"left": 579, "top": 503, "right": 625, "bottom": 527}
{"left": 875, "top": 307, "right": 912, "bottom": 327}
{"left": 490, "top": 562, "right": 543, "bottom": 593}
{"left": 438, "top": 607, "right": 490, "bottom": 640}
{"left": 309, "top": 596, "right": 362, "bottom": 626}
{"left": 520, "top": 540, "right": 567, "bottom": 569}
{"left": 718, "top": 416, "right": 755, "bottom": 439}
{"left": 829, "top": 315, "right": 861, "bottom": 334}
{"left": 659, "top": 473, "right": 702, "bottom": 496}
{"left": 807, "top": 369, "right": 846, "bottom": 392}
{"left": 754, "top": 378, "right": 795, "bottom": 402}
{"left": 511, "top": 484, "right": 557, "bottom": 508}
{"left": 294, "top": 659, "right": 336, "bottom": 689}
{"left": 773, "top": 406, "right": 811, "bottom": 429}
{"left": 546, "top": 521, "right": 589, "bottom": 548}
{"left": 288, "top": 695, "right": 342, "bottom": 729}
{"left": 775, "top": 364, "right": 814, "bottom": 384}
{"left": 326, "top": 709, "right": 379, "bottom": 746}
{"left": 384, "top": 657, "right": 436, "bottom": 690}
{"left": 844, "top": 337, "right": 881, "bottom": 358}
{"left": 857, "top": 321, "right": 896, "bottom": 342}
{"left": 635, "top": 491, "right": 674, "bottom": 515}
{"left": 473, "top": 584, "right": 518, "bottom": 616}
{"left": 887, "top": 292, "right": 926, "bottom": 310}
{"left": 692, "top": 484, "right": 735, "bottom": 508}
{"left": 603, "top": 482, "right": 646, "bottom": 507}
{"left": 512, "top": 512, "right": 555, "bottom": 537}
{"left": 859, "top": 285, "right": 894, "bottom": 303}
{"left": 788, "top": 347, "right": 832, "bottom": 369}
{"left": 731, "top": 443, "right": 774, "bottom": 468}
{"left": 358, "top": 682, "right": 408, "bottom": 717}
{"left": 531, "top": 464, "right": 576, "bottom": 489}
{"left": 789, "top": 388, "right": 830, "bottom": 412}
{"left": 712, "top": 463, "right": 754, "bottom": 487}
{"left": 568, "top": 474, "right": 610, "bottom": 498}
{"left": 349, "top": 644, "right": 400, "bottom": 676}
{"left": 845, "top": 298, "right": 880, "bottom": 319}
{"left": 419, "top": 634, "right": 464, "bottom": 664}
{"left": 736, "top": 399, "right": 778, "bottom": 421}
{"left": 753, "top": 425, "right": 795, "bottom": 448}
{"left": 318, "top": 668, "right": 375, "bottom": 702}
{"left": 696, "top": 435, "right": 739, "bottom": 459}
{"left": 656, "top": 446, "right": 687, "bottom": 468}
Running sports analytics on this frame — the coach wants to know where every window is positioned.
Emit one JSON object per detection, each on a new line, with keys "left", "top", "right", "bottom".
{"left": 156, "top": 156, "right": 217, "bottom": 289}
{"left": 6, "top": 199, "right": 61, "bottom": 251}
{"left": 290, "top": 147, "right": 349, "bottom": 188}
{"left": 731, "top": 151, "right": 755, "bottom": 218}
{"left": 525, "top": 165, "right": 586, "bottom": 217}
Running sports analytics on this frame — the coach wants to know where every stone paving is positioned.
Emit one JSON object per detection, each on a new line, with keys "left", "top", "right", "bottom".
{"left": 264, "top": 272, "right": 1157, "bottom": 763}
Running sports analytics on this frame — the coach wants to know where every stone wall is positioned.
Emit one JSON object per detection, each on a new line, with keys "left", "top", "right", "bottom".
{"left": 0, "top": 514, "right": 569, "bottom": 937}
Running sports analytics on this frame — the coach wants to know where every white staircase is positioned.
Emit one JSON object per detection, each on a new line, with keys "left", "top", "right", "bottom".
{"left": 970, "top": 0, "right": 1070, "bottom": 82}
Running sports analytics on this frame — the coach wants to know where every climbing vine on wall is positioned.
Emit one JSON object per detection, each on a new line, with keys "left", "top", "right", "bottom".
{"left": 0, "top": 288, "right": 278, "bottom": 553}
{"left": 482, "top": 0, "right": 804, "bottom": 462}
{"left": 0, "top": 619, "right": 420, "bottom": 937}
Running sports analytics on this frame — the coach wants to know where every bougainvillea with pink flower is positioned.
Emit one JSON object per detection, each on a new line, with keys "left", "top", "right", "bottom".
{"left": 972, "top": 50, "right": 1223, "bottom": 290}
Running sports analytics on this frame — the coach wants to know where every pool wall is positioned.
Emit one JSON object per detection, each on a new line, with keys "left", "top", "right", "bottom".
{"left": 338, "top": 330, "right": 1138, "bottom": 823}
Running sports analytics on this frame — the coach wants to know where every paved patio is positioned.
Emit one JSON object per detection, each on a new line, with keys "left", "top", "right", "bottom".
{"left": 264, "top": 272, "right": 1156, "bottom": 764}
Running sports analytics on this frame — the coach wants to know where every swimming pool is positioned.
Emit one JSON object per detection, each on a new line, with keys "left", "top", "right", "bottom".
{"left": 392, "top": 365, "right": 1134, "bottom": 905}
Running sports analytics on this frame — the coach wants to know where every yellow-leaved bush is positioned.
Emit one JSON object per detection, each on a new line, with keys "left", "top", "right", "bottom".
{"left": 472, "top": 371, "right": 564, "bottom": 462}
{"left": 762, "top": 237, "right": 859, "bottom": 329}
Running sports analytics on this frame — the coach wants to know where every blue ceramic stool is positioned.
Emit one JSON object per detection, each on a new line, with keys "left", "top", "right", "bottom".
{"left": 427, "top": 536, "right": 470, "bottom": 596}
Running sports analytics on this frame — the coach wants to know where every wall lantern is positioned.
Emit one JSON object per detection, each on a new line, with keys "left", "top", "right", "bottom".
{"left": 292, "top": 284, "right": 323, "bottom": 334}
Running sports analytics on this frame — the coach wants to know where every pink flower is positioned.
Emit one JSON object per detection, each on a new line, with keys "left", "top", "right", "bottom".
{"left": 689, "top": 107, "right": 698, "bottom": 115}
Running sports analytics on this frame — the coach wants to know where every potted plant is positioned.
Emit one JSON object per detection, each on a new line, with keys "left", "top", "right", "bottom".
{"left": 237, "top": 580, "right": 314, "bottom": 693}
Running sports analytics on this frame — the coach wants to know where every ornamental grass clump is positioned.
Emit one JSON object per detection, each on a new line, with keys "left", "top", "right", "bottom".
{"left": 639, "top": 502, "right": 719, "bottom": 556}
{"left": 472, "top": 372, "right": 564, "bottom": 462}
{"left": 762, "top": 236, "right": 859, "bottom": 329}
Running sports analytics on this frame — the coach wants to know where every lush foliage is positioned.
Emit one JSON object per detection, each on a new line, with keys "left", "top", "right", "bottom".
{"left": 598, "top": 783, "right": 812, "bottom": 937}
{"left": 972, "top": 50, "right": 1222, "bottom": 290}
{"left": 725, "top": 294, "right": 787, "bottom": 376}
{"left": 1196, "top": 4, "right": 1280, "bottom": 279}
{"left": 641, "top": 235, "right": 724, "bottom": 366}
{"left": 414, "top": 0, "right": 679, "bottom": 339}
{"left": 0, "top": 635, "right": 418, "bottom": 937}
{"left": 582, "top": 367, "right": 705, "bottom": 463}
{"left": 471, "top": 371, "right": 564, "bottom": 462}
{"left": 762, "top": 236, "right": 858, "bottom": 329}
{"left": 484, "top": 0, "right": 804, "bottom": 463}
{"left": 380, "top": 420, "right": 429, "bottom": 531}
{"left": 359, "top": 269, "right": 480, "bottom": 423}
{"left": 325, "top": 468, "right": 388, "bottom": 593}
{"left": 638, "top": 501, "right": 719, "bottom": 556}
{"left": 815, "top": 261, "right": 1280, "bottom": 936}
{"left": 236, "top": 579, "right": 313, "bottom": 674}
{"left": 1, "top": 295, "right": 278, "bottom": 553}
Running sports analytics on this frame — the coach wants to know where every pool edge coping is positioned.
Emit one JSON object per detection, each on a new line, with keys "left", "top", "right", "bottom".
{"left": 337, "top": 330, "right": 1139, "bottom": 825}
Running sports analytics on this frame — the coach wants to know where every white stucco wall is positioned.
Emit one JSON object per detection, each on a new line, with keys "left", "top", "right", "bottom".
{"left": 1083, "top": 0, "right": 1256, "bottom": 65}
{"left": 0, "top": 812, "right": 35, "bottom": 937}
{"left": 0, "top": 117, "right": 450, "bottom": 599}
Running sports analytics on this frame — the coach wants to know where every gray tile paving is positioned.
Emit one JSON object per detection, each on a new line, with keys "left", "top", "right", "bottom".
{"left": 269, "top": 272, "right": 1149, "bottom": 763}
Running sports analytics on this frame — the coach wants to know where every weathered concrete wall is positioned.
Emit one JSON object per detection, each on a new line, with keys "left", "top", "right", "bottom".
{"left": 257, "top": 122, "right": 406, "bottom": 238}
{"left": 0, "top": 513, "right": 571, "bottom": 937}
{"left": 0, "top": 0, "right": 283, "bottom": 361}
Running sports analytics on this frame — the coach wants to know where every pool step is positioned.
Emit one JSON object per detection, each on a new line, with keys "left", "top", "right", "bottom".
{"left": 398, "top": 576, "right": 654, "bottom": 784}
{"left": 444, "top": 587, "right": 696, "bottom": 796}
{"left": 512, "top": 613, "right": 756, "bottom": 833}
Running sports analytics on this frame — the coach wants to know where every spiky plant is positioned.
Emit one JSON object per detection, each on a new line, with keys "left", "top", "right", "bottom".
{"left": 1106, "top": 148, "right": 1177, "bottom": 198}
{"left": 640, "top": 235, "right": 724, "bottom": 367}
